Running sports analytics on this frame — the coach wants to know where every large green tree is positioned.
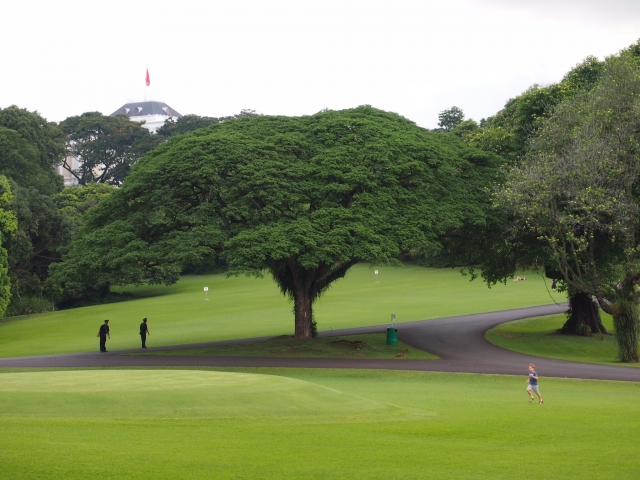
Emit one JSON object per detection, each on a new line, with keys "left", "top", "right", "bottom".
{"left": 56, "top": 107, "right": 501, "bottom": 338}
{"left": 59, "top": 112, "right": 157, "bottom": 186}
{"left": 499, "top": 55, "right": 640, "bottom": 361}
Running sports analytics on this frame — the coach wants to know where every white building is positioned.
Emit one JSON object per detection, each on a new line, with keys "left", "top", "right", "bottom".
{"left": 57, "top": 101, "right": 182, "bottom": 186}
{"left": 110, "top": 100, "right": 182, "bottom": 133}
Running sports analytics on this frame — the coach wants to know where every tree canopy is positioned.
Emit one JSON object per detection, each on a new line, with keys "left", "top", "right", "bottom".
{"left": 0, "top": 106, "right": 66, "bottom": 172}
{"left": 55, "top": 106, "right": 501, "bottom": 337}
{"left": 0, "top": 106, "right": 65, "bottom": 195}
{"left": 59, "top": 112, "right": 157, "bottom": 186}
{"left": 156, "top": 110, "right": 261, "bottom": 140}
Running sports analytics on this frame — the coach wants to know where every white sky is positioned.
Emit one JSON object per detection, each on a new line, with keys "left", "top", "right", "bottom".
{"left": 2, "top": 0, "right": 639, "bottom": 128}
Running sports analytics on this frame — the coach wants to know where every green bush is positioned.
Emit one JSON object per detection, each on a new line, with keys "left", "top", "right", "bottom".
{"left": 5, "top": 296, "right": 55, "bottom": 317}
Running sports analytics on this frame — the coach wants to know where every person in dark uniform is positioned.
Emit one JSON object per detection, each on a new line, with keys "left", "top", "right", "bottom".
{"left": 97, "top": 319, "right": 110, "bottom": 352}
{"left": 140, "top": 318, "right": 150, "bottom": 348}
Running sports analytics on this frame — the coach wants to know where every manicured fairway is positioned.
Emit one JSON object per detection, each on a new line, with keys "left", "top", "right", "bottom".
{"left": 487, "top": 313, "right": 640, "bottom": 367}
{"left": 0, "top": 264, "right": 563, "bottom": 357}
{"left": 0, "top": 368, "right": 638, "bottom": 479}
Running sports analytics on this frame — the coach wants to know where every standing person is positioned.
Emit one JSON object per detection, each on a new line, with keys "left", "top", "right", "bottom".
{"left": 97, "top": 320, "right": 110, "bottom": 352}
{"left": 139, "top": 318, "right": 150, "bottom": 348}
{"left": 551, "top": 279, "right": 557, "bottom": 292}
{"left": 526, "top": 363, "right": 543, "bottom": 404}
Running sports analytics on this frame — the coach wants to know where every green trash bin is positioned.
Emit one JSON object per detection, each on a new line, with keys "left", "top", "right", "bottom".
{"left": 386, "top": 327, "right": 398, "bottom": 346}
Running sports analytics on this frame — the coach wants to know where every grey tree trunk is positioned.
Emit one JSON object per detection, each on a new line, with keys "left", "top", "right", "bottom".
{"left": 613, "top": 303, "right": 639, "bottom": 363}
{"left": 560, "top": 291, "right": 607, "bottom": 336}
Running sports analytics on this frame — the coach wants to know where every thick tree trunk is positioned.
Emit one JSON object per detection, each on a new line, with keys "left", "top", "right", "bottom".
{"left": 293, "top": 289, "right": 313, "bottom": 339}
{"left": 271, "top": 259, "right": 356, "bottom": 340}
{"left": 613, "top": 304, "right": 639, "bottom": 363}
{"left": 559, "top": 291, "right": 607, "bottom": 336}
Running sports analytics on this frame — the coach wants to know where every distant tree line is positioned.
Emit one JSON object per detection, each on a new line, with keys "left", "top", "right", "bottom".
{"left": 0, "top": 105, "right": 259, "bottom": 316}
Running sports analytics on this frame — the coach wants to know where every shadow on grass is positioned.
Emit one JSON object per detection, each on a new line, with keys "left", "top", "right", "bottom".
{"left": 129, "top": 333, "right": 439, "bottom": 360}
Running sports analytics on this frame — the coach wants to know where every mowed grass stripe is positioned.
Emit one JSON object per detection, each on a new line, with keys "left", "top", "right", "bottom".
{"left": 0, "top": 264, "right": 563, "bottom": 357}
{"left": 0, "top": 368, "right": 638, "bottom": 479}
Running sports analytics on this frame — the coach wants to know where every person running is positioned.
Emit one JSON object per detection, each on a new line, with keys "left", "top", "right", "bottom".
{"left": 526, "top": 363, "right": 543, "bottom": 404}
{"left": 97, "top": 320, "right": 110, "bottom": 352}
{"left": 139, "top": 318, "right": 150, "bottom": 348}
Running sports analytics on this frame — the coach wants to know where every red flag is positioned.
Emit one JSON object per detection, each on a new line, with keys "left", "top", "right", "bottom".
{"left": 145, "top": 68, "right": 150, "bottom": 87}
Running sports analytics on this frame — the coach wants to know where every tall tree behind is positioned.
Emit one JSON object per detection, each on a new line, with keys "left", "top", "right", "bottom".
{"left": 156, "top": 110, "right": 261, "bottom": 140}
{"left": 60, "top": 112, "right": 157, "bottom": 186}
{"left": 0, "top": 106, "right": 66, "bottom": 195}
{"left": 437, "top": 106, "right": 465, "bottom": 131}
{"left": 155, "top": 114, "right": 221, "bottom": 139}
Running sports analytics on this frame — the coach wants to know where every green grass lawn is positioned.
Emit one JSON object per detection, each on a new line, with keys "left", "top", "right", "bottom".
{"left": 0, "top": 263, "right": 563, "bottom": 358}
{"left": 487, "top": 313, "right": 640, "bottom": 366}
{"left": 133, "top": 333, "right": 438, "bottom": 359}
{"left": 0, "top": 368, "right": 638, "bottom": 479}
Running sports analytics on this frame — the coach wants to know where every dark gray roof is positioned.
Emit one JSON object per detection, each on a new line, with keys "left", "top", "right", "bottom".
{"left": 110, "top": 101, "right": 182, "bottom": 118}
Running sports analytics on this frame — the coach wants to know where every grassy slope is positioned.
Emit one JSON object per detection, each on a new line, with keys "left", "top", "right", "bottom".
{"left": 0, "top": 263, "right": 563, "bottom": 358}
{"left": 135, "top": 333, "right": 438, "bottom": 359}
{"left": 487, "top": 313, "right": 640, "bottom": 367}
{"left": 0, "top": 368, "right": 638, "bottom": 479}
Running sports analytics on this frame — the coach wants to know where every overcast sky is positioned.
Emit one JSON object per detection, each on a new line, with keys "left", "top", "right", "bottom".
{"left": 2, "top": 0, "right": 639, "bottom": 128}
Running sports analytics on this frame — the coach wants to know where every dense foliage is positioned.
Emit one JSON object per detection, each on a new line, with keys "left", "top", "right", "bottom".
{"left": 448, "top": 44, "right": 640, "bottom": 337}
{"left": 0, "top": 106, "right": 65, "bottom": 195}
{"left": 499, "top": 55, "right": 640, "bottom": 361}
{"left": 0, "top": 176, "right": 18, "bottom": 317}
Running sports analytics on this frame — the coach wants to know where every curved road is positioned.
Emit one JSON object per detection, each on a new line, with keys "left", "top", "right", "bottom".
{"left": 1, "top": 304, "right": 639, "bottom": 382}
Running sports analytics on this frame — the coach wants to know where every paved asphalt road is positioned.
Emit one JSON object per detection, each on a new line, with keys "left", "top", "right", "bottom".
{"left": 1, "top": 304, "right": 639, "bottom": 382}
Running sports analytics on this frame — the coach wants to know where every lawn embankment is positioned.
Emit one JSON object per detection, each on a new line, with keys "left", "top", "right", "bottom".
{"left": 132, "top": 333, "right": 438, "bottom": 359}
{"left": 0, "top": 263, "right": 563, "bottom": 358}
{"left": 0, "top": 368, "right": 638, "bottom": 479}
{"left": 487, "top": 313, "right": 640, "bottom": 366}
